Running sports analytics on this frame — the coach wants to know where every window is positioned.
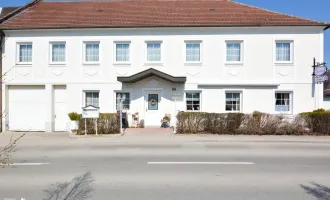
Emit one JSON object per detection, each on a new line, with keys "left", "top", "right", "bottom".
{"left": 84, "top": 42, "right": 99, "bottom": 63}
{"left": 51, "top": 43, "right": 66, "bottom": 63}
{"left": 226, "top": 42, "right": 242, "bottom": 62}
{"left": 275, "top": 41, "right": 293, "bottom": 63}
{"left": 185, "top": 42, "right": 201, "bottom": 62}
{"left": 18, "top": 43, "right": 32, "bottom": 64}
{"left": 85, "top": 91, "right": 99, "bottom": 107}
{"left": 225, "top": 92, "right": 241, "bottom": 112}
{"left": 115, "top": 43, "right": 130, "bottom": 63}
{"left": 116, "top": 92, "right": 130, "bottom": 110}
{"left": 146, "top": 43, "right": 161, "bottom": 62}
{"left": 186, "top": 93, "right": 200, "bottom": 111}
{"left": 275, "top": 92, "right": 291, "bottom": 112}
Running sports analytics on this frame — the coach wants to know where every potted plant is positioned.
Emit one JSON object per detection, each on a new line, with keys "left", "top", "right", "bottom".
{"left": 68, "top": 112, "right": 81, "bottom": 130}
{"left": 161, "top": 114, "right": 171, "bottom": 128}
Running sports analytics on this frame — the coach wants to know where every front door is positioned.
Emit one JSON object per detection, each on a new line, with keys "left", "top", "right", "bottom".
{"left": 144, "top": 90, "right": 162, "bottom": 126}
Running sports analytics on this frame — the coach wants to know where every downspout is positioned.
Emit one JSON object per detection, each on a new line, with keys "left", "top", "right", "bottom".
{"left": 0, "top": 30, "right": 4, "bottom": 132}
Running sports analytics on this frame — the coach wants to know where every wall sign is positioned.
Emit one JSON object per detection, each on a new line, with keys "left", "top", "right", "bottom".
{"left": 312, "top": 59, "right": 328, "bottom": 84}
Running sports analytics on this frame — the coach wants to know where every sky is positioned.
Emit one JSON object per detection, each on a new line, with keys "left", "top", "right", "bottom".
{"left": 1, "top": 0, "right": 329, "bottom": 66}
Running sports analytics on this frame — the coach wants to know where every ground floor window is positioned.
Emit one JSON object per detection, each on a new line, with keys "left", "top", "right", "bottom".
{"left": 225, "top": 92, "right": 241, "bottom": 112}
{"left": 186, "top": 92, "right": 200, "bottom": 111}
{"left": 85, "top": 91, "right": 99, "bottom": 107}
{"left": 275, "top": 92, "right": 291, "bottom": 112}
{"left": 116, "top": 92, "right": 130, "bottom": 110}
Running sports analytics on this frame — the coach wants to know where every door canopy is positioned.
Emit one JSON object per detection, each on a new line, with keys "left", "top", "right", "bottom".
{"left": 117, "top": 68, "right": 186, "bottom": 83}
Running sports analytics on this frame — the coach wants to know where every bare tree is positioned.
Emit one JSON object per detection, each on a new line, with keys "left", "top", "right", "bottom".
{"left": 43, "top": 172, "right": 94, "bottom": 200}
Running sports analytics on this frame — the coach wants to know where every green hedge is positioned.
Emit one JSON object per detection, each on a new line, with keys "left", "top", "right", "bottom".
{"left": 299, "top": 109, "right": 330, "bottom": 135}
{"left": 77, "top": 113, "right": 119, "bottom": 135}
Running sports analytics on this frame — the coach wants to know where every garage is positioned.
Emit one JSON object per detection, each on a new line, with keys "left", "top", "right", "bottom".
{"left": 8, "top": 86, "right": 46, "bottom": 131}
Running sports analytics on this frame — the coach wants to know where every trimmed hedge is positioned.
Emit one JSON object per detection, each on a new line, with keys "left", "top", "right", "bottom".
{"left": 299, "top": 110, "right": 330, "bottom": 135}
{"left": 177, "top": 111, "right": 329, "bottom": 135}
{"left": 77, "top": 113, "right": 120, "bottom": 135}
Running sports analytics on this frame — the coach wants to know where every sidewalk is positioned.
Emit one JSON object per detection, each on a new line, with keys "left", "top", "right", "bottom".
{"left": 1, "top": 131, "right": 330, "bottom": 147}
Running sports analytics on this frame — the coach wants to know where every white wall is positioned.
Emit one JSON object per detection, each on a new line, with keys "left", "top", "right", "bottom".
{"left": 324, "top": 97, "right": 330, "bottom": 110}
{"left": 1, "top": 27, "right": 325, "bottom": 130}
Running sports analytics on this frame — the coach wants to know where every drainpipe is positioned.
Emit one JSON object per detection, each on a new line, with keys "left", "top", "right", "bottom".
{"left": 0, "top": 30, "right": 4, "bottom": 132}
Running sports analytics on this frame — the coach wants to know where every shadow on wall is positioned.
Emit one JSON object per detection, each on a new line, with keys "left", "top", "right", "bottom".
{"left": 300, "top": 182, "right": 330, "bottom": 200}
{"left": 43, "top": 172, "right": 94, "bottom": 200}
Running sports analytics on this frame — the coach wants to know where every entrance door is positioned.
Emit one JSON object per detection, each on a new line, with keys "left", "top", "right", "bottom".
{"left": 144, "top": 90, "right": 162, "bottom": 126}
{"left": 54, "top": 85, "right": 68, "bottom": 131}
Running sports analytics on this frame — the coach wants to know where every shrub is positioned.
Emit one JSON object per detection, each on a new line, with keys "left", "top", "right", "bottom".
{"left": 68, "top": 112, "right": 81, "bottom": 121}
{"left": 239, "top": 112, "right": 282, "bottom": 135}
{"left": 299, "top": 111, "right": 330, "bottom": 135}
{"left": 176, "top": 112, "right": 208, "bottom": 134}
{"left": 77, "top": 113, "right": 119, "bottom": 135}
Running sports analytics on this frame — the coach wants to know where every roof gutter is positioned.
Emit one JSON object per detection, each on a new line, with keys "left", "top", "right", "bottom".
{"left": 0, "top": 0, "right": 42, "bottom": 24}
{"left": 0, "top": 30, "right": 4, "bottom": 132}
{"left": 324, "top": 24, "right": 330, "bottom": 31}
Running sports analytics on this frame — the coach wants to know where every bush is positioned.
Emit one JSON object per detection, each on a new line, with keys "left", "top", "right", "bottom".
{"left": 77, "top": 113, "right": 119, "bottom": 135}
{"left": 299, "top": 110, "right": 330, "bottom": 135}
{"left": 239, "top": 112, "right": 282, "bottom": 135}
{"left": 68, "top": 112, "right": 81, "bottom": 121}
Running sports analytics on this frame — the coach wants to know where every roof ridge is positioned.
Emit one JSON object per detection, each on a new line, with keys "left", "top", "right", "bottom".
{"left": 230, "top": 0, "right": 328, "bottom": 25}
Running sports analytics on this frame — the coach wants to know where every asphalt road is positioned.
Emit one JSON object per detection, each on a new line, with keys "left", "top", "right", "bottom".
{"left": 1, "top": 138, "right": 330, "bottom": 200}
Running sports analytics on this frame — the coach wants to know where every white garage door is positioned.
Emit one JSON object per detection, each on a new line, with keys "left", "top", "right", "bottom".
{"left": 9, "top": 86, "right": 46, "bottom": 131}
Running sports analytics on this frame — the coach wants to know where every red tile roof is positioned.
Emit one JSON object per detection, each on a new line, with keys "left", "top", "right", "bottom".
{"left": 0, "top": 7, "right": 20, "bottom": 19}
{"left": 0, "top": 0, "right": 328, "bottom": 30}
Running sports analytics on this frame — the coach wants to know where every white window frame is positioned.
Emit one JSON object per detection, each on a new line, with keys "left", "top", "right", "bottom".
{"left": 114, "top": 41, "right": 131, "bottom": 65}
{"left": 185, "top": 91, "right": 202, "bottom": 111}
{"left": 83, "top": 41, "right": 100, "bottom": 65}
{"left": 49, "top": 42, "right": 66, "bottom": 65}
{"left": 115, "top": 92, "right": 131, "bottom": 111}
{"left": 225, "top": 90, "right": 243, "bottom": 112}
{"left": 83, "top": 90, "right": 100, "bottom": 108}
{"left": 184, "top": 40, "right": 202, "bottom": 64}
{"left": 145, "top": 41, "right": 163, "bottom": 64}
{"left": 274, "top": 40, "right": 294, "bottom": 64}
{"left": 16, "top": 42, "right": 33, "bottom": 65}
{"left": 274, "top": 91, "right": 293, "bottom": 114}
{"left": 225, "top": 40, "right": 244, "bottom": 65}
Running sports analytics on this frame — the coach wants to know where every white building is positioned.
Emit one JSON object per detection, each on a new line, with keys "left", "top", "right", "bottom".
{"left": 0, "top": 0, "right": 329, "bottom": 131}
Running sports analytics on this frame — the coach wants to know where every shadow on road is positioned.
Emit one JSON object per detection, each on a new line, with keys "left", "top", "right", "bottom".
{"left": 43, "top": 172, "right": 94, "bottom": 200}
{"left": 300, "top": 182, "right": 330, "bottom": 200}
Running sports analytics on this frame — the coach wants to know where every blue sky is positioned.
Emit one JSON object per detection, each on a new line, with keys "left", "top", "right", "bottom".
{"left": 1, "top": 0, "right": 329, "bottom": 65}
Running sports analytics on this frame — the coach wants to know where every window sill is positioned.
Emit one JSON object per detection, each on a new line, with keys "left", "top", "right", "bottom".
{"left": 15, "top": 63, "right": 33, "bottom": 67}
{"left": 143, "top": 62, "right": 164, "bottom": 66}
{"left": 274, "top": 62, "right": 294, "bottom": 66}
{"left": 184, "top": 62, "right": 203, "bottom": 66}
{"left": 225, "top": 62, "right": 244, "bottom": 66}
{"left": 82, "top": 62, "right": 100, "bottom": 66}
{"left": 113, "top": 62, "right": 131, "bottom": 67}
{"left": 49, "top": 63, "right": 66, "bottom": 67}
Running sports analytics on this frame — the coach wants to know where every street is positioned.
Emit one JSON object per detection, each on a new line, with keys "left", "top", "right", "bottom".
{"left": 1, "top": 133, "right": 330, "bottom": 200}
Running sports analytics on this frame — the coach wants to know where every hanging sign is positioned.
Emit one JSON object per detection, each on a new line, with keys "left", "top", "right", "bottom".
{"left": 314, "top": 64, "right": 327, "bottom": 76}
{"left": 312, "top": 59, "right": 328, "bottom": 84}
{"left": 314, "top": 75, "right": 328, "bottom": 83}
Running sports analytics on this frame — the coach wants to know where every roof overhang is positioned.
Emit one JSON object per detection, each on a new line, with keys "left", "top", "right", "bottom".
{"left": 117, "top": 68, "right": 186, "bottom": 83}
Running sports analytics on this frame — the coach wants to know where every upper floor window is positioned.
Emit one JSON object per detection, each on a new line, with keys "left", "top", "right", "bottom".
{"left": 84, "top": 91, "right": 99, "bottom": 107}
{"left": 275, "top": 41, "right": 293, "bottom": 63}
{"left": 50, "top": 42, "right": 66, "bottom": 64}
{"left": 225, "top": 92, "right": 241, "bottom": 112}
{"left": 226, "top": 41, "right": 243, "bottom": 63}
{"left": 275, "top": 92, "right": 292, "bottom": 113}
{"left": 17, "top": 43, "right": 32, "bottom": 64}
{"left": 146, "top": 42, "right": 161, "bottom": 62}
{"left": 115, "top": 43, "right": 130, "bottom": 63}
{"left": 186, "top": 92, "right": 201, "bottom": 111}
{"left": 185, "top": 42, "right": 201, "bottom": 62}
{"left": 116, "top": 92, "right": 130, "bottom": 110}
{"left": 84, "top": 42, "right": 99, "bottom": 63}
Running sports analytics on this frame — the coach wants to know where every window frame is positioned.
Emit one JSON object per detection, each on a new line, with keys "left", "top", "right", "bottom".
{"left": 83, "top": 90, "right": 100, "bottom": 108}
{"left": 225, "top": 91, "right": 242, "bottom": 112}
{"left": 16, "top": 42, "right": 33, "bottom": 65}
{"left": 184, "top": 40, "right": 202, "bottom": 64}
{"left": 185, "top": 91, "right": 202, "bottom": 112}
{"left": 225, "top": 40, "right": 244, "bottom": 65}
{"left": 83, "top": 41, "right": 100, "bottom": 65}
{"left": 115, "top": 92, "right": 131, "bottom": 111}
{"left": 49, "top": 41, "right": 66, "bottom": 65}
{"left": 274, "top": 40, "right": 294, "bottom": 64}
{"left": 274, "top": 91, "right": 293, "bottom": 114}
{"left": 145, "top": 41, "right": 163, "bottom": 64}
{"left": 114, "top": 41, "right": 131, "bottom": 65}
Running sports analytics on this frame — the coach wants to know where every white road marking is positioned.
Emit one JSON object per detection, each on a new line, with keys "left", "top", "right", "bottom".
{"left": 9, "top": 163, "right": 50, "bottom": 166}
{"left": 147, "top": 162, "right": 255, "bottom": 165}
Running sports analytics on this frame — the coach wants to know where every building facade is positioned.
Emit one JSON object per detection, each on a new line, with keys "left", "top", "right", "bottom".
{"left": 0, "top": 0, "right": 329, "bottom": 131}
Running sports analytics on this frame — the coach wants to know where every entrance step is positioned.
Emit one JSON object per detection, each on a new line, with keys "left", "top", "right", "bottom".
{"left": 124, "top": 128, "right": 173, "bottom": 135}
